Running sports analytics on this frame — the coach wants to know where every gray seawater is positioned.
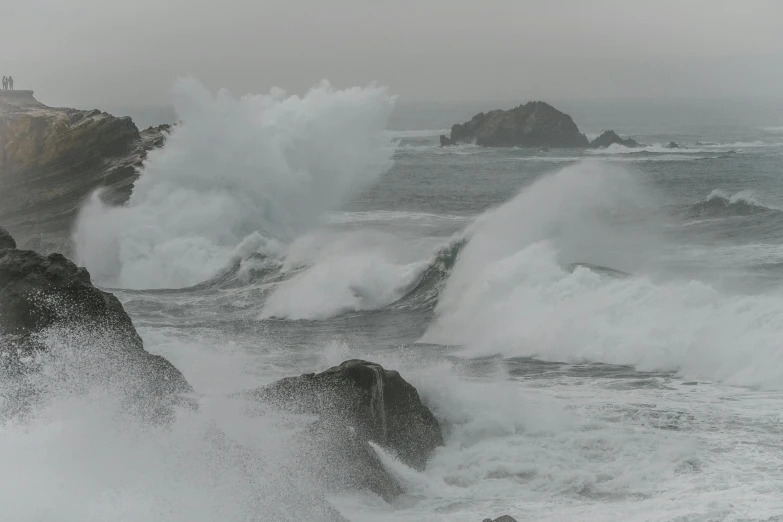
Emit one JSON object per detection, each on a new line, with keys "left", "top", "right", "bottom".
{"left": 6, "top": 91, "right": 783, "bottom": 521}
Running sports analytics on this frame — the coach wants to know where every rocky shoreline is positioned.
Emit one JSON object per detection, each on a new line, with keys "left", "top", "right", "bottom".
{"left": 0, "top": 91, "right": 170, "bottom": 254}
{"left": 0, "top": 225, "right": 516, "bottom": 521}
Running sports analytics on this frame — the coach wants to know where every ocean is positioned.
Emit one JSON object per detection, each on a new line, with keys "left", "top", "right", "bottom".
{"left": 4, "top": 81, "right": 783, "bottom": 521}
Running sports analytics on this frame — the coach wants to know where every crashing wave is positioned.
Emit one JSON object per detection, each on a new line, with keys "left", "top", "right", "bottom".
{"left": 74, "top": 78, "right": 397, "bottom": 290}
{"left": 422, "top": 162, "right": 783, "bottom": 389}
{"left": 688, "top": 190, "right": 777, "bottom": 217}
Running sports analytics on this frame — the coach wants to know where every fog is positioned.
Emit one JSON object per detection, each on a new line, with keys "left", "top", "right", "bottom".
{"left": 2, "top": 0, "right": 782, "bottom": 108}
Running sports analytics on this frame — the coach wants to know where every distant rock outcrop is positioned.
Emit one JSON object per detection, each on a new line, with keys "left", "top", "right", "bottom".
{"left": 666, "top": 141, "right": 681, "bottom": 149}
{"left": 247, "top": 359, "right": 443, "bottom": 500}
{"left": 0, "top": 228, "right": 191, "bottom": 417}
{"left": 0, "top": 91, "right": 170, "bottom": 254}
{"left": 589, "top": 130, "right": 642, "bottom": 148}
{"left": 443, "top": 101, "right": 588, "bottom": 148}
{"left": 440, "top": 134, "right": 456, "bottom": 147}
{"left": 482, "top": 517, "right": 518, "bottom": 522}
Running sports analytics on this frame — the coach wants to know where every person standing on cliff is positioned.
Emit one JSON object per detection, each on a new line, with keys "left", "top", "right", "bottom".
{"left": 1, "top": 77, "right": 6, "bottom": 90}
{"left": 8, "top": 76, "right": 13, "bottom": 90}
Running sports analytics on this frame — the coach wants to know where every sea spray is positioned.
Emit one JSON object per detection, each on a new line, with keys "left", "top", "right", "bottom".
{"left": 423, "top": 161, "right": 783, "bottom": 388}
{"left": 74, "top": 78, "right": 396, "bottom": 289}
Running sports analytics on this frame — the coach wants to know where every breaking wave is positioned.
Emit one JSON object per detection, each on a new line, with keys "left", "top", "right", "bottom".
{"left": 258, "top": 229, "right": 465, "bottom": 320}
{"left": 74, "top": 78, "right": 396, "bottom": 290}
{"left": 688, "top": 190, "right": 777, "bottom": 217}
{"left": 422, "top": 161, "right": 783, "bottom": 389}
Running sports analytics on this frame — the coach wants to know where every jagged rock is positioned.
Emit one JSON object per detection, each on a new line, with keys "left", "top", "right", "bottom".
{"left": 482, "top": 517, "right": 518, "bottom": 522}
{"left": 440, "top": 134, "right": 455, "bottom": 147}
{"left": 0, "top": 226, "right": 15, "bottom": 250}
{"left": 0, "top": 92, "right": 170, "bottom": 254}
{"left": 446, "top": 101, "right": 588, "bottom": 148}
{"left": 0, "top": 229, "right": 191, "bottom": 416}
{"left": 247, "top": 360, "right": 443, "bottom": 500}
{"left": 589, "top": 130, "right": 641, "bottom": 148}
{"left": 666, "top": 141, "right": 680, "bottom": 149}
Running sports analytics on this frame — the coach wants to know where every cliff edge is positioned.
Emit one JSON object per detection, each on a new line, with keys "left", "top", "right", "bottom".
{"left": 0, "top": 91, "right": 169, "bottom": 254}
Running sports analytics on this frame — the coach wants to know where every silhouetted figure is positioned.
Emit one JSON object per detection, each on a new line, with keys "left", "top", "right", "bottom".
{"left": 1, "top": 77, "right": 6, "bottom": 90}
{"left": 8, "top": 76, "right": 13, "bottom": 90}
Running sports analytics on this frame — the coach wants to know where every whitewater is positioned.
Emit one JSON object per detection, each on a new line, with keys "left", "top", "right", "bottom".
{"left": 5, "top": 81, "right": 783, "bottom": 521}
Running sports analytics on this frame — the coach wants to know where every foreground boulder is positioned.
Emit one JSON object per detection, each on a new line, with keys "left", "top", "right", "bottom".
{"left": 589, "top": 130, "right": 641, "bottom": 148}
{"left": 0, "top": 229, "right": 191, "bottom": 416}
{"left": 444, "top": 101, "right": 589, "bottom": 148}
{"left": 0, "top": 91, "right": 170, "bottom": 255}
{"left": 247, "top": 360, "right": 443, "bottom": 500}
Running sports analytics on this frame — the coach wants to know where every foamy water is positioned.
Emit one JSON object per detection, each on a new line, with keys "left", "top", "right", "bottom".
{"left": 6, "top": 83, "right": 783, "bottom": 521}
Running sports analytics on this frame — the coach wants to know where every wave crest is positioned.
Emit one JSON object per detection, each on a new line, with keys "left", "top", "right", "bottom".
{"left": 689, "top": 190, "right": 776, "bottom": 217}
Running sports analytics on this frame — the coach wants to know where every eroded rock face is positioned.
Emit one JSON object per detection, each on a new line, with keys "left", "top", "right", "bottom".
{"left": 0, "top": 226, "right": 15, "bottom": 250}
{"left": 248, "top": 360, "right": 444, "bottom": 500}
{"left": 0, "top": 229, "right": 191, "bottom": 416}
{"left": 589, "top": 130, "right": 642, "bottom": 148}
{"left": 0, "top": 94, "right": 170, "bottom": 254}
{"left": 447, "top": 101, "right": 589, "bottom": 148}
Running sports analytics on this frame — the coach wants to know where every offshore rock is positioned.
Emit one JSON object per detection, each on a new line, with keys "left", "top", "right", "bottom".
{"left": 666, "top": 141, "right": 681, "bottom": 149}
{"left": 446, "top": 101, "right": 588, "bottom": 148}
{"left": 440, "top": 134, "right": 456, "bottom": 147}
{"left": 589, "top": 130, "right": 641, "bottom": 148}
{"left": 0, "top": 91, "right": 170, "bottom": 254}
{"left": 248, "top": 360, "right": 444, "bottom": 500}
{"left": 0, "top": 229, "right": 191, "bottom": 417}
{"left": 482, "top": 517, "right": 518, "bottom": 522}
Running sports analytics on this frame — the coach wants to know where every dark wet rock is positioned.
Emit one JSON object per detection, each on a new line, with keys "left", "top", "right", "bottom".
{"left": 666, "top": 141, "right": 681, "bottom": 149}
{"left": 0, "top": 227, "right": 15, "bottom": 250}
{"left": 446, "top": 101, "right": 589, "bottom": 148}
{"left": 589, "top": 130, "right": 641, "bottom": 148}
{"left": 0, "top": 229, "right": 191, "bottom": 416}
{"left": 482, "top": 517, "right": 518, "bottom": 522}
{"left": 247, "top": 359, "right": 444, "bottom": 500}
{"left": 440, "top": 134, "right": 455, "bottom": 147}
{"left": 0, "top": 93, "right": 171, "bottom": 254}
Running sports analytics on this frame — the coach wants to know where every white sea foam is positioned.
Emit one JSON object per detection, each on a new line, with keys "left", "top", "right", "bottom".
{"left": 587, "top": 141, "right": 781, "bottom": 155}
{"left": 260, "top": 230, "right": 433, "bottom": 320}
{"left": 423, "top": 161, "right": 783, "bottom": 389}
{"left": 74, "top": 78, "right": 396, "bottom": 289}
{"left": 0, "top": 328, "right": 347, "bottom": 522}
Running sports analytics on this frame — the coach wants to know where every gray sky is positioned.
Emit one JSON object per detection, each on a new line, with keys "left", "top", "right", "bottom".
{"left": 3, "top": 0, "right": 782, "bottom": 108}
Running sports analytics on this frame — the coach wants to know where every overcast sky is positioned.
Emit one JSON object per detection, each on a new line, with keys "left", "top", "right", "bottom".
{"left": 3, "top": 0, "right": 782, "bottom": 108}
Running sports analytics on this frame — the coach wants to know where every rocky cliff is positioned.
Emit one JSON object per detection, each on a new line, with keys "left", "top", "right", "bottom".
{"left": 0, "top": 91, "right": 169, "bottom": 254}
{"left": 441, "top": 101, "right": 589, "bottom": 148}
